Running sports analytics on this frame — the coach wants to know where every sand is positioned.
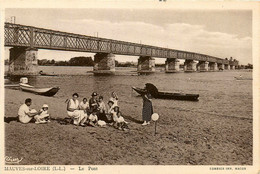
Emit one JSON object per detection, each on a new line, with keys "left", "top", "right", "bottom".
{"left": 4, "top": 88, "right": 252, "bottom": 165}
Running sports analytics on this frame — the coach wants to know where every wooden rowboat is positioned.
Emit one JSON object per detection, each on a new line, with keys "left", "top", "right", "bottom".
{"left": 39, "top": 71, "right": 58, "bottom": 76}
{"left": 132, "top": 84, "right": 199, "bottom": 101}
{"left": 19, "top": 83, "right": 60, "bottom": 96}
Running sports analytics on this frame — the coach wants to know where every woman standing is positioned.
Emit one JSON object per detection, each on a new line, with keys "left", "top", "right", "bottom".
{"left": 141, "top": 91, "right": 153, "bottom": 126}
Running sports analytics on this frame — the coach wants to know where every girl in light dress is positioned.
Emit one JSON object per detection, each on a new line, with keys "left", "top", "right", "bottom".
{"left": 35, "top": 104, "right": 50, "bottom": 124}
{"left": 109, "top": 92, "right": 119, "bottom": 107}
{"left": 112, "top": 106, "right": 129, "bottom": 131}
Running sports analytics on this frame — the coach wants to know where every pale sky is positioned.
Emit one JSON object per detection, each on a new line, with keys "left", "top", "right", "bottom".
{"left": 5, "top": 9, "right": 252, "bottom": 64}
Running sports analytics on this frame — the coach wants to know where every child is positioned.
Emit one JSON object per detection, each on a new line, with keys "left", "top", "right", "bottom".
{"left": 36, "top": 104, "right": 50, "bottom": 124}
{"left": 88, "top": 110, "right": 98, "bottom": 127}
{"left": 79, "top": 98, "right": 89, "bottom": 114}
{"left": 112, "top": 106, "right": 129, "bottom": 131}
{"left": 109, "top": 92, "right": 119, "bottom": 107}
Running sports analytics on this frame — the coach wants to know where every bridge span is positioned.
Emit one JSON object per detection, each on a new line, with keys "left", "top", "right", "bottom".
{"left": 4, "top": 22, "right": 239, "bottom": 75}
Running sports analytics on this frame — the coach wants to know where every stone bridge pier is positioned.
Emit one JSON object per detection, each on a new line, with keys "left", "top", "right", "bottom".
{"left": 208, "top": 62, "right": 218, "bottom": 71}
{"left": 165, "top": 58, "right": 179, "bottom": 73}
{"left": 197, "top": 61, "right": 209, "bottom": 72}
{"left": 93, "top": 53, "right": 115, "bottom": 75}
{"left": 137, "top": 56, "right": 155, "bottom": 74}
{"left": 230, "top": 65, "right": 235, "bottom": 70}
{"left": 224, "top": 64, "right": 230, "bottom": 70}
{"left": 218, "top": 63, "right": 225, "bottom": 71}
{"left": 184, "top": 60, "right": 196, "bottom": 72}
{"left": 8, "top": 47, "right": 38, "bottom": 76}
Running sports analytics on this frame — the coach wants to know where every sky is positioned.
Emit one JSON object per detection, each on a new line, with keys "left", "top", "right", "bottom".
{"left": 4, "top": 8, "right": 252, "bottom": 64}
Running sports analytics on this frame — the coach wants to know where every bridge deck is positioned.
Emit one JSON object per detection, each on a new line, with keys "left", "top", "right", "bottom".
{"left": 5, "top": 22, "right": 234, "bottom": 65}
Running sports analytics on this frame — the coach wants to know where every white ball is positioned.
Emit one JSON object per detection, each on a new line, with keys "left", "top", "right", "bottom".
{"left": 151, "top": 113, "right": 159, "bottom": 121}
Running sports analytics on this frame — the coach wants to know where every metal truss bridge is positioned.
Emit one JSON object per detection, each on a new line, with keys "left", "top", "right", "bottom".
{"left": 4, "top": 22, "right": 233, "bottom": 65}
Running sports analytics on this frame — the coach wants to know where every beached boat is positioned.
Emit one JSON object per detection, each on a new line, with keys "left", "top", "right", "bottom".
{"left": 132, "top": 84, "right": 199, "bottom": 101}
{"left": 19, "top": 83, "right": 60, "bottom": 96}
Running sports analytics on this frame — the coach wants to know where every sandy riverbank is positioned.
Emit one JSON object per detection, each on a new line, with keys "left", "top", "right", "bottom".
{"left": 4, "top": 88, "right": 252, "bottom": 165}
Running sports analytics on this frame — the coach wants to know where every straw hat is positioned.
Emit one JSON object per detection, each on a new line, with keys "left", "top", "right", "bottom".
{"left": 42, "top": 104, "right": 48, "bottom": 108}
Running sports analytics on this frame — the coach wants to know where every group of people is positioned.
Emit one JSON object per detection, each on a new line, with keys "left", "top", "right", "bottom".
{"left": 17, "top": 85, "right": 154, "bottom": 130}
{"left": 66, "top": 91, "right": 129, "bottom": 130}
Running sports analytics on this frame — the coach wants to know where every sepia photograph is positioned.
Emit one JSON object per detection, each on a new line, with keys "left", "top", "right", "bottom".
{"left": 1, "top": 1, "right": 259, "bottom": 174}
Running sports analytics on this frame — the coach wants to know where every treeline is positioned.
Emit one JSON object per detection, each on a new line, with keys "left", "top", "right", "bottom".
{"left": 38, "top": 57, "right": 94, "bottom": 66}
{"left": 115, "top": 60, "right": 137, "bottom": 67}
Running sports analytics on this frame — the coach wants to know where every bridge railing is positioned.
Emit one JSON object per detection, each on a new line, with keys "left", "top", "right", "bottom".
{"left": 5, "top": 22, "right": 230, "bottom": 64}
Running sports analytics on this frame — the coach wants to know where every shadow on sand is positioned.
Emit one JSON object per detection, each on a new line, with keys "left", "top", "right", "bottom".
{"left": 123, "top": 115, "right": 143, "bottom": 124}
{"left": 4, "top": 117, "right": 18, "bottom": 123}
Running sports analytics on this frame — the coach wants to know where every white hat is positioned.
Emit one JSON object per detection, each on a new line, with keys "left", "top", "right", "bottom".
{"left": 42, "top": 104, "right": 48, "bottom": 108}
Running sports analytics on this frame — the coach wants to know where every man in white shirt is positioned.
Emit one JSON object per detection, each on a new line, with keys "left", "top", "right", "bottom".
{"left": 18, "top": 98, "right": 42, "bottom": 124}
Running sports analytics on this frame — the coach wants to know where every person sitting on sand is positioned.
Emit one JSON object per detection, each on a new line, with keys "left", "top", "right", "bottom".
{"left": 18, "top": 98, "right": 42, "bottom": 124}
{"left": 79, "top": 98, "right": 89, "bottom": 114}
{"left": 36, "top": 104, "right": 51, "bottom": 124}
{"left": 89, "top": 92, "right": 99, "bottom": 113}
{"left": 67, "top": 93, "right": 88, "bottom": 126}
{"left": 88, "top": 110, "right": 98, "bottom": 127}
{"left": 109, "top": 91, "right": 119, "bottom": 107}
{"left": 106, "top": 100, "right": 115, "bottom": 122}
{"left": 112, "top": 106, "right": 129, "bottom": 131}
{"left": 97, "top": 96, "right": 110, "bottom": 122}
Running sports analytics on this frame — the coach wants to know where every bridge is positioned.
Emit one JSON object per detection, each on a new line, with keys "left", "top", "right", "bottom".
{"left": 4, "top": 22, "right": 239, "bottom": 75}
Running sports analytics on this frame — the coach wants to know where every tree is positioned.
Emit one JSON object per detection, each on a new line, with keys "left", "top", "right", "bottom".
{"left": 68, "top": 56, "right": 94, "bottom": 66}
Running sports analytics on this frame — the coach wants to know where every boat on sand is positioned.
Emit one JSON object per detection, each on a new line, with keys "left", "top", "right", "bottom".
{"left": 132, "top": 83, "right": 199, "bottom": 101}
{"left": 19, "top": 83, "right": 60, "bottom": 96}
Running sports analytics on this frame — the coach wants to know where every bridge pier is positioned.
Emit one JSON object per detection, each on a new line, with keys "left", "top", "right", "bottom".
{"left": 208, "top": 62, "right": 218, "bottom": 71}
{"left": 93, "top": 53, "right": 115, "bottom": 75}
{"left": 197, "top": 61, "right": 209, "bottom": 72}
{"left": 8, "top": 47, "right": 38, "bottom": 76}
{"left": 184, "top": 60, "right": 196, "bottom": 72}
{"left": 218, "top": 63, "right": 225, "bottom": 71}
{"left": 165, "top": 58, "right": 179, "bottom": 73}
{"left": 137, "top": 56, "right": 155, "bottom": 74}
{"left": 224, "top": 64, "right": 230, "bottom": 70}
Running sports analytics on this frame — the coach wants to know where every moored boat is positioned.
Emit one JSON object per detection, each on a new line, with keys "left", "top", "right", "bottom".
{"left": 19, "top": 83, "right": 60, "bottom": 96}
{"left": 132, "top": 84, "right": 199, "bottom": 101}
{"left": 39, "top": 71, "right": 58, "bottom": 76}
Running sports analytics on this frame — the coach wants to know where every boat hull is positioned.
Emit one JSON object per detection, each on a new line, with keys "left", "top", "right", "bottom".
{"left": 132, "top": 87, "right": 199, "bottom": 101}
{"left": 40, "top": 73, "right": 58, "bottom": 76}
{"left": 20, "top": 83, "right": 60, "bottom": 96}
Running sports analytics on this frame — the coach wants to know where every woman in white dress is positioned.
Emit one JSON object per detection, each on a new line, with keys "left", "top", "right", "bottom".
{"left": 67, "top": 93, "right": 87, "bottom": 126}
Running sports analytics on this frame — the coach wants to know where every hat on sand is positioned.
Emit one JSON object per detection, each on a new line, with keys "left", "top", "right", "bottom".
{"left": 42, "top": 104, "right": 48, "bottom": 108}
{"left": 92, "top": 92, "right": 98, "bottom": 96}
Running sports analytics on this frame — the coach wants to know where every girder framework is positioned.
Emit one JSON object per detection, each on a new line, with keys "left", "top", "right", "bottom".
{"left": 5, "top": 22, "right": 233, "bottom": 65}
